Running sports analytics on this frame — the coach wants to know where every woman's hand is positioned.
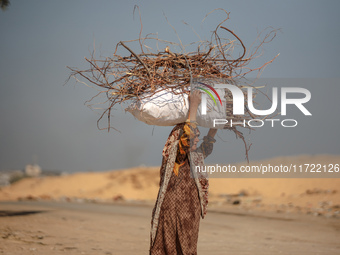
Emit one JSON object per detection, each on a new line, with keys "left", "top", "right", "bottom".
{"left": 188, "top": 90, "right": 202, "bottom": 122}
{"left": 190, "top": 89, "right": 202, "bottom": 107}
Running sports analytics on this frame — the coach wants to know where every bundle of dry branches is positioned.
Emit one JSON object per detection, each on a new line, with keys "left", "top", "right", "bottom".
{"left": 67, "top": 9, "right": 278, "bottom": 160}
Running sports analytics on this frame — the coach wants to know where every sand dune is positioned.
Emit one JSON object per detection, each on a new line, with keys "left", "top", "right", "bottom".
{"left": 1, "top": 154, "right": 339, "bottom": 217}
{"left": 0, "top": 167, "right": 161, "bottom": 201}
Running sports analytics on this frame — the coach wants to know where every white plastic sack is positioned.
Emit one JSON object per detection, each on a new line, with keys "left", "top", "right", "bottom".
{"left": 125, "top": 87, "right": 227, "bottom": 128}
{"left": 126, "top": 89, "right": 189, "bottom": 126}
{"left": 196, "top": 86, "right": 227, "bottom": 128}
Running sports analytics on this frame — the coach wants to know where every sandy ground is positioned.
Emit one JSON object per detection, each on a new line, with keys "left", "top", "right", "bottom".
{"left": 0, "top": 154, "right": 340, "bottom": 254}
{"left": 1, "top": 154, "right": 340, "bottom": 217}
{"left": 0, "top": 201, "right": 339, "bottom": 255}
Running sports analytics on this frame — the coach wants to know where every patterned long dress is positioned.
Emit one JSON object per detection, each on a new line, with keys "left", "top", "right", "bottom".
{"left": 149, "top": 123, "right": 214, "bottom": 255}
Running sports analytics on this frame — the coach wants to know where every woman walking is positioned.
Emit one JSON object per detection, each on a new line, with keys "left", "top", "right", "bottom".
{"left": 149, "top": 90, "right": 217, "bottom": 254}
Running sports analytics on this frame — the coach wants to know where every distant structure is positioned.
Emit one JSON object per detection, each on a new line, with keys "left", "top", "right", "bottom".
{"left": 25, "top": 164, "right": 42, "bottom": 177}
{"left": 0, "top": 170, "right": 24, "bottom": 186}
{"left": 0, "top": 172, "right": 10, "bottom": 186}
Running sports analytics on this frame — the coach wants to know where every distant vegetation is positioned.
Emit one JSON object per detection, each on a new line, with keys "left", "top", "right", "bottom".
{"left": 9, "top": 173, "right": 29, "bottom": 184}
{"left": 4, "top": 169, "right": 62, "bottom": 185}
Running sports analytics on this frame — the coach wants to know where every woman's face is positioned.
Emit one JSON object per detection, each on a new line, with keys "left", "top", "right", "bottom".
{"left": 190, "top": 135, "right": 200, "bottom": 151}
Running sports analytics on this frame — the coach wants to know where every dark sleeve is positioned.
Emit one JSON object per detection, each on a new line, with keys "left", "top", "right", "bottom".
{"left": 197, "top": 135, "right": 216, "bottom": 158}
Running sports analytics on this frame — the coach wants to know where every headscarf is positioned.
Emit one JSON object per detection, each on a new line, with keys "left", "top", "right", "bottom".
{"left": 173, "top": 122, "right": 200, "bottom": 176}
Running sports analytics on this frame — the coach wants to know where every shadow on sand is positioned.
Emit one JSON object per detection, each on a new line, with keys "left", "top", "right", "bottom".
{"left": 0, "top": 210, "right": 46, "bottom": 217}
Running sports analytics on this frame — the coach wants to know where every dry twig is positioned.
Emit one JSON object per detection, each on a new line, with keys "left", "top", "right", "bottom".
{"left": 67, "top": 9, "right": 279, "bottom": 161}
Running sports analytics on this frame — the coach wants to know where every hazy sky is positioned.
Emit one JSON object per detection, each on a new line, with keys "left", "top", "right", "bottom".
{"left": 0, "top": 0, "right": 339, "bottom": 172}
